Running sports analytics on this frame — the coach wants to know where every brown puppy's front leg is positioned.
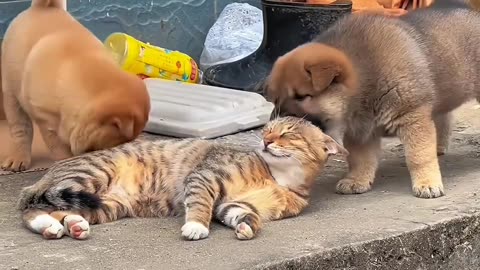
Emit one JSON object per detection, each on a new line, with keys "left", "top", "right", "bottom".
{"left": 398, "top": 110, "right": 444, "bottom": 199}
{"left": 434, "top": 113, "right": 452, "bottom": 156}
{"left": 336, "top": 134, "right": 381, "bottom": 194}
{"left": 1, "top": 91, "right": 33, "bottom": 171}
{"left": 37, "top": 124, "right": 73, "bottom": 161}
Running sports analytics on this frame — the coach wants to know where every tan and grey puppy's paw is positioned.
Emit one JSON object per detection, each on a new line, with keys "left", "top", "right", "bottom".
{"left": 336, "top": 178, "right": 372, "bottom": 194}
{"left": 412, "top": 179, "right": 445, "bottom": 199}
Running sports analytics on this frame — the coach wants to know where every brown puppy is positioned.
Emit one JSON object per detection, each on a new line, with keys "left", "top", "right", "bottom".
{"left": 265, "top": 0, "right": 480, "bottom": 199}
{"left": 1, "top": 0, "right": 150, "bottom": 172}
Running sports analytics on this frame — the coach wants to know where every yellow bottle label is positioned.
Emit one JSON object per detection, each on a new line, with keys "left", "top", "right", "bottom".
{"left": 104, "top": 32, "right": 200, "bottom": 83}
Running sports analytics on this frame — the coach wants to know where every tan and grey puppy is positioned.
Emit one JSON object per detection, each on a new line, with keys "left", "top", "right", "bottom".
{"left": 265, "top": 0, "right": 480, "bottom": 199}
{"left": 1, "top": 0, "right": 150, "bottom": 172}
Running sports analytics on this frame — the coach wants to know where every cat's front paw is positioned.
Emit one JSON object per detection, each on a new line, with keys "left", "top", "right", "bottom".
{"left": 181, "top": 221, "right": 209, "bottom": 241}
{"left": 235, "top": 222, "right": 254, "bottom": 240}
{"left": 336, "top": 177, "right": 372, "bottom": 194}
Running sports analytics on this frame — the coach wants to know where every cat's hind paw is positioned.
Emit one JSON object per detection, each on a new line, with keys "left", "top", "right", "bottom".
{"left": 28, "top": 214, "right": 65, "bottom": 240}
{"left": 42, "top": 222, "right": 65, "bottom": 239}
{"left": 181, "top": 221, "right": 209, "bottom": 241}
{"left": 63, "top": 215, "right": 90, "bottom": 240}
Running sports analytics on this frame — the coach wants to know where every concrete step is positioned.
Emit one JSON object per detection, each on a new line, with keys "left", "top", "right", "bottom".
{"left": 1, "top": 125, "right": 480, "bottom": 270}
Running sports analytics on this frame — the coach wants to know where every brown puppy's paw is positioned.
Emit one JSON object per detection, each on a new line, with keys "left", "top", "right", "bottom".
{"left": 412, "top": 183, "right": 445, "bottom": 199}
{"left": 336, "top": 178, "right": 372, "bottom": 194}
{"left": 1, "top": 153, "right": 32, "bottom": 172}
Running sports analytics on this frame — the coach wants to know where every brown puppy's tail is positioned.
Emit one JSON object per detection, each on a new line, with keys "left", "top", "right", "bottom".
{"left": 31, "top": 0, "right": 66, "bottom": 9}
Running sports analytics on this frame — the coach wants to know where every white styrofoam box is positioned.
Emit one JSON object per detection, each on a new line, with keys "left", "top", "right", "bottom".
{"left": 143, "top": 78, "right": 274, "bottom": 139}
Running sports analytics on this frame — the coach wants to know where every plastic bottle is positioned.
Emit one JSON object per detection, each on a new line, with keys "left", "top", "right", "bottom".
{"left": 104, "top": 32, "right": 201, "bottom": 83}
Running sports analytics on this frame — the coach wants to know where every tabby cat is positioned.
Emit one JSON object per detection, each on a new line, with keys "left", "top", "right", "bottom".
{"left": 17, "top": 117, "right": 347, "bottom": 241}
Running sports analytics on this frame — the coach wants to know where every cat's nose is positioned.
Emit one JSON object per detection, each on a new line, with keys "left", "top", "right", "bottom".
{"left": 263, "top": 139, "right": 273, "bottom": 148}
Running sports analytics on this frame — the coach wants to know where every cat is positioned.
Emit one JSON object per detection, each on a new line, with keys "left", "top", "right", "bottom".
{"left": 263, "top": 0, "right": 480, "bottom": 199}
{"left": 17, "top": 117, "right": 347, "bottom": 241}
{"left": 1, "top": 0, "right": 150, "bottom": 172}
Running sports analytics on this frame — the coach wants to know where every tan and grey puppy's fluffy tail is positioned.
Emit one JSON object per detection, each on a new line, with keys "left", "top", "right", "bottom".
{"left": 31, "top": 0, "right": 67, "bottom": 9}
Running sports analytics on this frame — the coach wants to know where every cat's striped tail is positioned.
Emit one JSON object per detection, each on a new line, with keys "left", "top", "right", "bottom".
{"left": 17, "top": 182, "right": 102, "bottom": 211}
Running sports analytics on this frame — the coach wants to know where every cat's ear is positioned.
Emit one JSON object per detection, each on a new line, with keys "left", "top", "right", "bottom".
{"left": 323, "top": 135, "right": 349, "bottom": 156}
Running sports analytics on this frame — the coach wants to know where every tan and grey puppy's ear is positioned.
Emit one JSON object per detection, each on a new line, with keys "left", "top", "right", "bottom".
{"left": 300, "top": 43, "right": 358, "bottom": 96}
{"left": 264, "top": 42, "right": 358, "bottom": 118}
{"left": 322, "top": 134, "right": 349, "bottom": 156}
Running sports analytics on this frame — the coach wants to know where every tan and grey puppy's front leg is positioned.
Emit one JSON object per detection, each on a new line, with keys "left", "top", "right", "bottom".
{"left": 1, "top": 90, "right": 33, "bottom": 171}
{"left": 434, "top": 113, "right": 452, "bottom": 156}
{"left": 398, "top": 109, "right": 444, "bottom": 198}
{"left": 336, "top": 134, "right": 381, "bottom": 194}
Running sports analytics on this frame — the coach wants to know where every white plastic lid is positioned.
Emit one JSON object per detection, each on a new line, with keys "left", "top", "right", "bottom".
{"left": 143, "top": 78, "right": 274, "bottom": 139}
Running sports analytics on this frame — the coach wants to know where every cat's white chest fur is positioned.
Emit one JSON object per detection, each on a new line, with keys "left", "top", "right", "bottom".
{"left": 258, "top": 151, "right": 305, "bottom": 188}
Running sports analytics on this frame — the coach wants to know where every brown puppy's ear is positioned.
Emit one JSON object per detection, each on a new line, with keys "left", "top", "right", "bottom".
{"left": 323, "top": 134, "right": 349, "bottom": 156}
{"left": 112, "top": 117, "right": 135, "bottom": 140}
{"left": 306, "top": 64, "right": 339, "bottom": 93}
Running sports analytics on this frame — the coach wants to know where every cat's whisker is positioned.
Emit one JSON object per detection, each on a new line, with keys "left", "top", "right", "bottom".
{"left": 292, "top": 115, "right": 306, "bottom": 129}
{"left": 251, "top": 133, "right": 262, "bottom": 141}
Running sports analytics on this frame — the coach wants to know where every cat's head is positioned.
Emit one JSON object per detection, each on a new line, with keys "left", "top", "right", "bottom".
{"left": 258, "top": 116, "right": 348, "bottom": 183}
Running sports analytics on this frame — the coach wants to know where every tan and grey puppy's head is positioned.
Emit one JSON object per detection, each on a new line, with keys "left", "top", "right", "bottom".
{"left": 265, "top": 42, "right": 359, "bottom": 144}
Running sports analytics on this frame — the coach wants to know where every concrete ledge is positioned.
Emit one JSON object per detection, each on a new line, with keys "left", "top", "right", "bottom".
{"left": 256, "top": 215, "right": 480, "bottom": 270}
{"left": 1, "top": 103, "right": 480, "bottom": 270}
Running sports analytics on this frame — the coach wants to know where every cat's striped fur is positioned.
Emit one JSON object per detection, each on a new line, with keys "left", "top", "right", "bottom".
{"left": 17, "top": 117, "right": 346, "bottom": 241}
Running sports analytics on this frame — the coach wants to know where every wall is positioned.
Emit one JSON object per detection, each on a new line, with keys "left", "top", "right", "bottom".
{"left": 0, "top": 0, "right": 260, "bottom": 60}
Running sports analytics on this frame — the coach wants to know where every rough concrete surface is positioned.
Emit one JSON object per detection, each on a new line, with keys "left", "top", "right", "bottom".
{"left": 1, "top": 103, "right": 480, "bottom": 270}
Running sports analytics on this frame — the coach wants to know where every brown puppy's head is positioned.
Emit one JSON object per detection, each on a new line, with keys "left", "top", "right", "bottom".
{"left": 68, "top": 64, "right": 150, "bottom": 155}
{"left": 264, "top": 43, "right": 358, "bottom": 141}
